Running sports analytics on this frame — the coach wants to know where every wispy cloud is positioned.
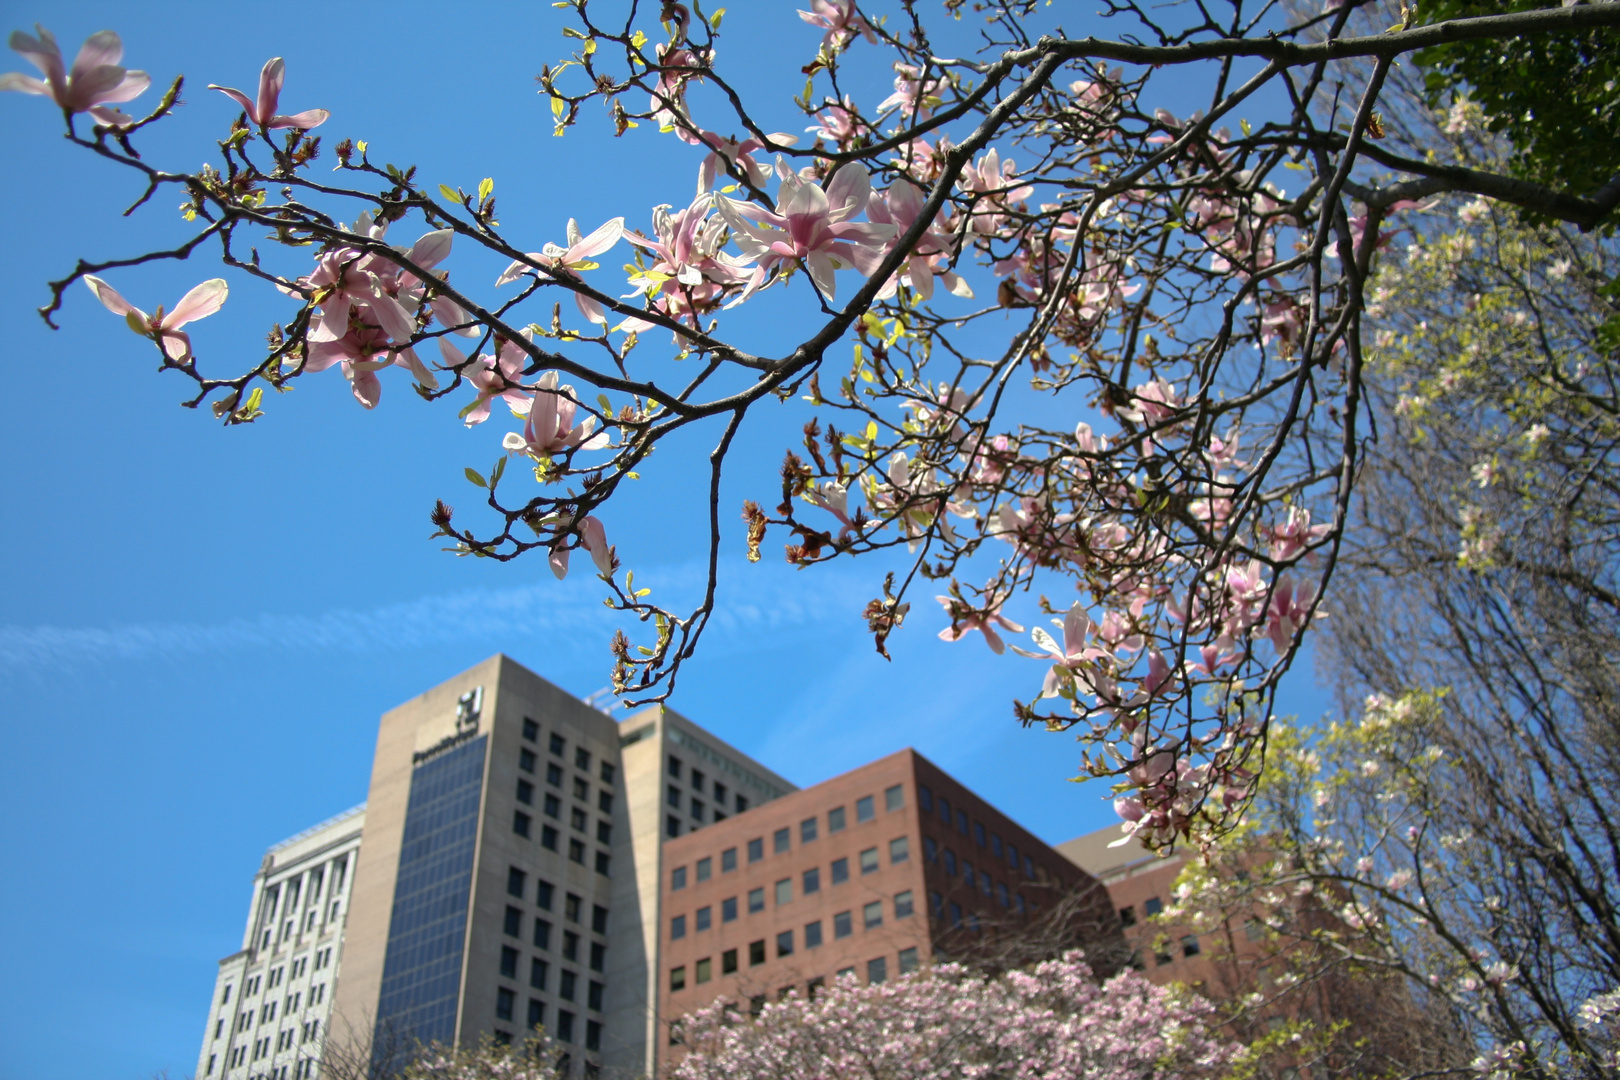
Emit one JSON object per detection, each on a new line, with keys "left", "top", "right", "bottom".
{"left": 0, "top": 560, "right": 873, "bottom": 673}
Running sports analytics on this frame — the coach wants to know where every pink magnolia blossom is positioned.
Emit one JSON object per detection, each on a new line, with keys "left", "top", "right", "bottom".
{"left": 302, "top": 322, "right": 433, "bottom": 409}
{"left": 958, "top": 147, "right": 1033, "bottom": 235}
{"left": 495, "top": 217, "right": 624, "bottom": 326}
{"left": 299, "top": 216, "right": 454, "bottom": 347}
{"left": 805, "top": 95, "right": 869, "bottom": 149}
{"left": 1011, "top": 603, "right": 1113, "bottom": 699}
{"left": 1, "top": 26, "right": 149, "bottom": 127}
{"left": 438, "top": 337, "right": 532, "bottom": 427}
{"left": 1266, "top": 505, "right": 1330, "bottom": 561}
{"left": 502, "top": 372, "right": 610, "bottom": 458}
{"left": 83, "top": 275, "right": 227, "bottom": 362}
{"left": 796, "top": 0, "right": 877, "bottom": 50}
{"left": 624, "top": 195, "right": 755, "bottom": 328}
{"left": 649, "top": 44, "right": 709, "bottom": 130}
{"left": 717, "top": 163, "right": 894, "bottom": 301}
{"left": 1263, "top": 573, "right": 1318, "bottom": 652}
{"left": 936, "top": 592, "right": 1024, "bottom": 654}
{"left": 876, "top": 62, "right": 946, "bottom": 120}
{"left": 549, "top": 515, "right": 614, "bottom": 580}
{"left": 208, "top": 57, "right": 328, "bottom": 130}
{"left": 690, "top": 130, "right": 799, "bottom": 194}
{"left": 866, "top": 177, "right": 972, "bottom": 301}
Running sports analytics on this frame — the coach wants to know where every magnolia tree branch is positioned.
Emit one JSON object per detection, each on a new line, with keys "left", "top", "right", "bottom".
{"left": 7, "top": 0, "right": 1615, "bottom": 847}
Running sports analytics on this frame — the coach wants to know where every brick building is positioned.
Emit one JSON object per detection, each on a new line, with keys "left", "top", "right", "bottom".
{"left": 656, "top": 749, "right": 1120, "bottom": 1057}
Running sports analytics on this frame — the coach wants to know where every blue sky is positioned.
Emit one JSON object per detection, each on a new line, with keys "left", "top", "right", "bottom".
{"left": 0, "top": 3, "right": 1329, "bottom": 1077}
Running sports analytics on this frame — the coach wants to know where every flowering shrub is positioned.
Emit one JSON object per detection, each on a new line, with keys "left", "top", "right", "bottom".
{"left": 672, "top": 951, "right": 1239, "bottom": 1080}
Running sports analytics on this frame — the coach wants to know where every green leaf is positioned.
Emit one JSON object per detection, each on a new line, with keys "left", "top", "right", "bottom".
{"left": 551, "top": 96, "right": 566, "bottom": 119}
{"left": 596, "top": 393, "right": 612, "bottom": 414}
{"left": 465, "top": 467, "right": 487, "bottom": 488}
{"left": 438, "top": 183, "right": 461, "bottom": 203}
{"left": 478, "top": 177, "right": 494, "bottom": 203}
{"left": 630, "top": 30, "right": 648, "bottom": 49}
{"left": 710, "top": 7, "right": 725, "bottom": 28}
{"left": 490, "top": 456, "right": 507, "bottom": 485}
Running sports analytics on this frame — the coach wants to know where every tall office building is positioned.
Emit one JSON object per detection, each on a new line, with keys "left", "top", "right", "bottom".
{"left": 195, "top": 804, "right": 365, "bottom": 1080}
{"left": 198, "top": 655, "right": 1114, "bottom": 1079}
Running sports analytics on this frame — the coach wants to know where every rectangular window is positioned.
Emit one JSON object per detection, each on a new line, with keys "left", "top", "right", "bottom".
{"left": 929, "top": 891, "right": 944, "bottom": 916}
{"left": 507, "top": 867, "right": 527, "bottom": 897}
{"left": 863, "top": 901, "right": 883, "bottom": 929}
{"left": 528, "top": 998, "right": 544, "bottom": 1028}
{"left": 573, "top": 777, "right": 589, "bottom": 801}
{"left": 831, "top": 857, "right": 849, "bottom": 884}
{"left": 595, "top": 850, "right": 611, "bottom": 876}
{"left": 749, "top": 940, "right": 766, "bottom": 966}
{"left": 667, "top": 784, "right": 681, "bottom": 809}
{"left": 696, "top": 856, "right": 712, "bottom": 882}
{"left": 973, "top": 822, "right": 986, "bottom": 847}
{"left": 884, "top": 784, "right": 903, "bottom": 811}
{"left": 776, "top": 930, "right": 794, "bottom": 958}
{"left": 504, "top": 906, "right": 523, "bottom": 937}
{"left": 962, "top": 865, "right": 976, "bottom": 891}
{"left": 696, "top": 906, "right": 711, "bottom": 932}
{"left": 536, "top": 879, "right": 554, "bottom": 910}
{"left": 937, "top": 795, "right": 951, "bottom": 825}
{"left": 586, "top": 1019, "right": 602, "bottom": 1052}
{"left": 1182, "top": 935, "right": 1202, "bottom": 957}
{"left": 541, "top": 825, "right": 559, "bottom": 851}
{"left": 500, "top": 946, "right": 520, "bottom": 978}
{"left": 943, "top": 849, "right": 957, "bottom": 875}
{"left": 564, "top": 931, "right": 580, "bottom": 961}
{"left": 804, "top": 919, "right": 823, "bottom": 949}
{"left": 574, "top": 747, "right": 591, "bottom": 770}
{"left": 898, "top": 946, "right": 919, "bottom": 974}
{"left": 918, "top": 784, "right": 933, "bottom": 812}
{"left": 800, "top": 817, "right": 818, "bottom": 843}
{"left": 690, "top": 799, "right": 705, "bottom": 823}
{"left": 722, "top": 948, "right": 738, "bottom": 974}
{"left": 557, "top": 1010, "right": 575, "bottom": 1043}
{"left": 666, "top": 815, "right": 680, "bottom": 838}
{"left": 721, "top": 847, "right": 738, "bottom": 872}
{"left": 547, "top": 763, "right": 564, "bottom": 787}
{"left": 668, "top": 756, "right": 683, "bottom": 779}
{"left": 833, "top": 910, "right": 853, "bottom": 939}
{"left": 520, "top": 748, "right": 536, "bottom": 773}
{"left": 956, "top": 810, "right": 969, "bottom": 835}
{"left": 802, "top": 867, "right": 820, "bottom": 894}
{"left": 889, "top": 836, "right": 910, "bottom": 863}
{"left": 856, "top": 795, "right": 875, "bottom": 822}
{"left": 997, "top": 882, "right": 1010, "bottom": 907}
{"left": 598, "top": 790, "right": 614, "bottom": 814}
{"left": 588, "top": 980, "right": 604, "bottom": 1011}
{"left": 924, "top": 837, "right": 937, "bottom": 862}
{"left": 566, "top": 894, "right": 582, "bottom": 923}
{"left": 596, "top": 821, "right": 612, "bottom": 844}
{"left": 600, "top": 761, "right": 616, "bottom": 785}
{"left": 672, "top": 865, "right": 687, "bottom": 891}
{"left": 747, "top": 837, "right": 764, "bottom": 863}
{"left": 859, "top": 847, "right": 879, "bottom": 874}
{"left": 991, "top": 834, "right": 1003, "bottom": 859}
{"left": 569, "top": 839, "right": 586, "bottom": 864}
{"left": 513, "top": 811, "right": 532, "bottom": 838}
{"left": 534, "top": 919, "right": 551, "bottom": 949}
{"left": 773, "top": 827, "right": 790, "bottom": 853}
{"left": 530, "top": 958, "right": 548, "bottom": 990}
{"left": 589, "top": 942, "right": 605, "bottom": 972}
{"left": 560, "top": 970, "right": 577, "bottom": 1001}
{"left": 895, "top": 891, "right": 914, "bottom": 919}
{"left": 496, "top": 987, "right": 515, "bottom": 1021}
{"left": 690, "top": 768, "right": 705, "bottom": 794}
{"left": 544, "top": 793, "right": 561, "bottom": 819}
{"left": 828, "top": 806, "right": 846, "bottom": 833}
{"left": 736, "top": 795, "right": 750, "bottom": 812}
{"left": 1144, "top": 897, "right": 1163, "bottom": 916}
{"left": 592, "top": 904, "right": 609, "bottom": 934}
{"left": 1244, "top": 918, "right": 1263, "bottom": 941}
{"left": 775, "top": 879, "right": 792, "bottom": 906}
{"left": 671, "top": 915, "right": 686, "bottom": 940}
{"left": 549, "top": 733, "right": 566, "bottom": 757}
{"left": 722, "top": 896, "right": 738, "bottom": 922}
{"left": 522, "top": 718, "right": 539, "bottom": 741}
{"left": 949, "top": 902, "right": 962, "bottom": 928}
{"left": 517, "top": 778, "right": 534, "bottom": 805}
{"left": 748, "top": 887, "right": 764, "bottom": 913}
{"left": 867, "top": 957, "right": 888, "bottom": 984}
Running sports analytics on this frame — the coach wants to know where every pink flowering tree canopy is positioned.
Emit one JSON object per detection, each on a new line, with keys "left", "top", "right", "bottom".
{"left": 5, "top": 1, "right": 1618, "bottom": 846}
{"left": 671, "top": 952, "right": 1240, "bottom": 1080}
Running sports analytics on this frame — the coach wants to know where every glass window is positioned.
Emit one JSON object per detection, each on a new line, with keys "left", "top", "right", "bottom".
{"left": 690, "top": 769, "right": 705, "bottom": 794}
{"left": 592, "top": 904, "right": 609, "bottom": 933}
{"left": 800, "top": 817, "right": 818, "bottom": 843}
{"left": 884, "top": 785, "right": 903, "bottom": 811}
{"left": 722, "top": 948, "right": 738, "bottom": 974}
{"left": 544, "top": 794, "right": 561, "bottom": 819}
{"left": 696, "top": 906, "right": 711, "bottom": 932}
{"left": 833, "top": 910, "right": 852, "bottom": 939}
{"left": 774, "top": 827, "right": 790, "bottom": 853}
{"left": 596, "top": 821, "right": 612, "bottom": 844}
{"left": 669, "top": 966, "right": 686, "bottom": 992}
{"left": 600, "top": 761, "right": 616, "bottom": 785}
{"left": 775, "top": 879, "right": 792, "bottom": 906}
{"left": 867, "top": 957, "right": 888, "bottom": 984}
{"left": 898, "top": 947, "right": 919, "bottom": 974}
{"left": 776, "top": 931, "right": 794, "bottom": 958}
{"left": 507, "top": 867, "right": 527, "bottom": 897}
{"left": 997, "top": 882, "right": 1010, "bottom": 907}
{"left": 547, "top": 763, "right": 564, "bottom": 788}
{"left": 856, "top": 795, "right": 875, "bottom": 822}
{"left": 889, "top": 836, "right": 910, "bottom": 863}
{"left": 748, "top": 888, "right": 764, "bottom": 913}
{"left": 802, "top": 867, "right": 820, "bottom": 894}
{"left": 570, "top": 807, "right": 588, "bottom": 832}
{"left": 963, "top": 863, "right": 975, "bottom": 890}
{"left": 589, "top": 942, "right": 605, "bottom": 972}
{"left": 537, "top": 880, "right": 554, "bottom": 910}
{"left": 528, "top": 998, "right": 544, "bottom": 1027}
{"left": 690, "top": 799, "right": 705, "bottom": 823}
{"left": 714, "top": 781, "right": 729, "bottom": 806}
{"left": 516, "top": 779, "right": 534, "bottom": 806}
{"left": 520, "top": 748, "right": 536, "bottom": 774}
{"left": 736, "top": 795, "right": 750, "bottom": 812}
{"left": 586, "top": 1019, "right": 602, "bottom": 1052}
{"left": 722, "top": 896, "right": 737, "bottom": 922}
{"left": 804, "top": 919, "right": 823, "bottom": 948}
{"left": 574, "top": 747, "right": 591, "bottom": 770}
{"left": 990, "top": 834, "right": 1003, "bottom": 859}
{"left": 973, "top": 822, "right": 986, "bottom": 847}
{"left": 1144, "top": 896, "right": 1163, "bottom": 916}
{"left": 666, "top": 815, "right": 680, "bottom": 839}
{"left": 504, "top": 906, "right": 523, "bottom": 936}
{"left": 747, "top": 837, "right": 764, "bottom": 863}
{"left": 859, "top": 848, "right": 879, "bottom": 874}
{"left": 749, "top": 940, "right": 766, "bottom": 966}
{"left": 500, "top": 946, "right": 519, "bottom": 978}
{"left": 1006, "top": 842, "right": 1019, "bottom": 868}
{"left": 828, "top": 806, "right": 846, "bottom": 833}
{"left": 565, "top": 894, "right": 582, "bottom": 923}
{"left": 956, "top": 810, "right": 968, "bottom": 835}
{"left": 671, "top": 915, "right": 686, "bottom": 940}
{"left": 513, "top": 811, "right": 532, "bottom": 838}
{"left": 1023, "top": 854, "right": 1035, "bottom": 879}
{"left": 1244, "top": 918, "right": 1262, "bottom": 941}
{"left": 557, "top": 1010, "right": 575, "bottom": 1043}
{"left": 668, "top": 756, "right": 682, "bottom": 779}
{"left": 667, "top": 785, "right": 681, "bottom": 809}
{"left": 1182, "top": 935, "right": 1201, "bottom": 957}
{"left": 831, "top": 857, "right": 849, "bottom": 884}
{"left": 568, "top": 839, "right": 586, "bottom": 864}
{"left": 696, "top": 958, "right": 712, "bottom": 984}
{"left": 937, "top": 795, "right": 951, "bottom": 825}
{"left": 722, "top": 847, "right": 738, "bottom": 872}
{"left": 573, "top": 777, "right": 589, "bottom": 802}
{"left": 895, "top": 891, "right": 914, "bottom": 919}
{"left": 534, "top": 919, "right": 551, "bottom": 949}
{"left": 918, "top": 785, "right": 933, "bottom": 812}
{"left": 496, "top": 987, "right": 515, "bottom": 1021}
{"left": 530, "top": 958, "right": 548, "bottom": 990}
{"left": 924, "top": 836, "right": 937, "bottom": 862}
{"left": 863, "top": 901, "right": 883, "bottom": 929}
{"left": 929, "top": 891, "right": 944, "bottom": 917}
{"left": 949, "top": 902, "right": 962, "bottom": 927}
{"left": 943, "top": 849, "right": 957, "bottom": 875}
{"left": 598, "top": 790, "right": 614, "bottom": 814}
{"left": 549, "top": 734, "right": 566, "bottom": 757}
{"left": 560, "top": 970, "right": 577, "bottom": 1001}
{"left": 563, "top": 931, "right": 579, "bottom": 961}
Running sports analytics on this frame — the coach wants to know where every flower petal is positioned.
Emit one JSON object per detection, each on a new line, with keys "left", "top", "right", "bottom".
{"left": 83, "top": 274, "right": 136, "bottom": 317}
{"left": 165, "top": 278, "right": 229, "bottom": 327}
{"left": 256, "top": 57, "right": 284, "bottom": 123}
